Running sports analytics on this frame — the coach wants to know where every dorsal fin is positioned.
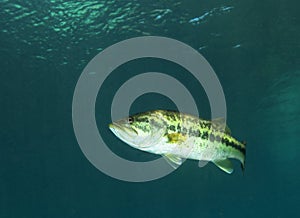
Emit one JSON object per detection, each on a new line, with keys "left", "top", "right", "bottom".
{"left": 212, "top": 117, "right": 231, "bottom": 135}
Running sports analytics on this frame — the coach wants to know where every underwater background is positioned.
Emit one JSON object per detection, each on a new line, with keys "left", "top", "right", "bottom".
{"left": 1, "top": 0, "right": 299, "bottom": 217}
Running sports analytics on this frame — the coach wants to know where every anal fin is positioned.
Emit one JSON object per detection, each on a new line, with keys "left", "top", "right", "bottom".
{"left": 162, "top": 154, "right": 183, "bottom": 169}
{"left": 198, "top": 160, "right": 209, "bottom": 168}
{"left": 212, "top": 159, "right": 234, "bottom": 174}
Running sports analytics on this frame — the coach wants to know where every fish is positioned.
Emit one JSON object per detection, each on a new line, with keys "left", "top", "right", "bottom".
{"left": 109, "top": 110, "right": 246, "bottom": 174}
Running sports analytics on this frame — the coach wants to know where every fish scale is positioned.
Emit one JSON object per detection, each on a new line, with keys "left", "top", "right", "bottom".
{"left": 109, "top": 110, "right": 246, "bottom": 174}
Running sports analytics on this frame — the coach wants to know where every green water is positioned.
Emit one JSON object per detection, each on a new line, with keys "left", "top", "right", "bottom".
{"left": 1, "top": 0, "right": 299, "bottom": 217}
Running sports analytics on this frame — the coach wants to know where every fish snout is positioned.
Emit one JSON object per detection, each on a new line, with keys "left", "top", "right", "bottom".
{"left": 109, "top": 120, "right": 138, "bottom": 139}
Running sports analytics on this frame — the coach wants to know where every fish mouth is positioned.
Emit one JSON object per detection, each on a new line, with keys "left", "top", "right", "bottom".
{"left": 109, "top": 120, "right": 138, "bottom": 139}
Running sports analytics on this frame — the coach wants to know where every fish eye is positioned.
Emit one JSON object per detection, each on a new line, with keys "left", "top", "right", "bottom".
{"left": 128, "top": 116, "right": 134, "bottom": 124}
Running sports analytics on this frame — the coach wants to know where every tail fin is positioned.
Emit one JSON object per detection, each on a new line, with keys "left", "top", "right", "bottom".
{"left": 241, "top": 162, "right": 245, "bottom": 173}
{"left": 241, "top": 140, "right": 246, "bottom": 174}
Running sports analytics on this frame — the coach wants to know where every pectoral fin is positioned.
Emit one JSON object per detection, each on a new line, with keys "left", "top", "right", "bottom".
{"left": 212, "top": 159, "right": 234, "bottom": 174}
{"left": 162, "top": 154, "right": 183, "bottom": 169}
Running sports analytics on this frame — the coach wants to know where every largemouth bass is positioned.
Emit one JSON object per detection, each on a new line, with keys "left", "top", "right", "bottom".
{"left": 109, "top": 110, "right": 246, "bottom": 174}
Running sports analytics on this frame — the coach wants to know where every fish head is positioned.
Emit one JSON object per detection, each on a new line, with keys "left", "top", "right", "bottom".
{"left": 109, "top": 111, "right": 164, "bottom": 150}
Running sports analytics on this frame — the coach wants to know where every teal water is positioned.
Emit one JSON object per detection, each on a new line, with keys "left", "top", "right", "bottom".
{"left": 1, "top": 0, "right": 299, "bottom": 217}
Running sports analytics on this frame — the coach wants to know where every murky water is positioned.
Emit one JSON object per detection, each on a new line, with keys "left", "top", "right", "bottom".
{"left": 1, "top": 0, "right": 299, "bottom": 217}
